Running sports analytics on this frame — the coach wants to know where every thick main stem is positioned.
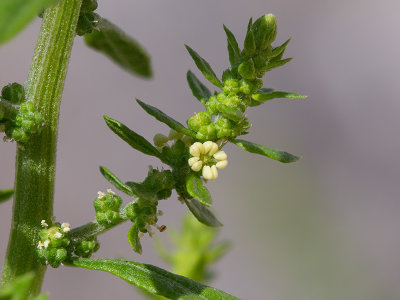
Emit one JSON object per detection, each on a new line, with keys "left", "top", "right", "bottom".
{"left": 1, "top": 0, "right": 82, "bottom": 294}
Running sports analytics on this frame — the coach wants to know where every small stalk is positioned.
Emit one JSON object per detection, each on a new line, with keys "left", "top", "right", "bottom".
{"left": 1, "top": 0, "right": 82, "bottom": 295}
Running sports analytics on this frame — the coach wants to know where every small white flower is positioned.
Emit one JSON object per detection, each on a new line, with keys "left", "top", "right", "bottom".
{"left": 37, "top": 241, "right": 44, "bottom": 249}
{"left": 41, "top": 220, "right": 48, "bottom": 228}
{"left": 43, "top": 240, "right": 50, "bottom": 248}
{"left": 97, "top": 191, "right": 105, "bottom": 199}
{"left": 53, "top": 232, "right": 62, "bottom": 239}
{"left": 188, "top": 141, "right": 228, "bottom": 180}
{"left": 106, "top": 188, "right": 115, "bottom": 195}
{"left": 61, "top": 222, "right": 70, "bottom": 233}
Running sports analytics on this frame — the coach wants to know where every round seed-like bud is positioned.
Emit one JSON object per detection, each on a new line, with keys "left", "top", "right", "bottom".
{"left": 210, "top": 165, "right": 218, "bottom": 179}
{"left": 189, "top": 142, "right": 203, "bottom": 157}
{"left": 1, "top": 83, "right": 25, "bottom": 104}
{"left": 238, "top": 58, "right": 256, "bottom": 80}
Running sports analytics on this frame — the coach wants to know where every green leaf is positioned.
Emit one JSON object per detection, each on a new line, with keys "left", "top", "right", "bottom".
{"left": 271, "top": 37, "right": 291, "bottom": 58}
{"left": 84, "top": 17, "right": 151, "bottom": 78}
{"left": 185, "top": 45, "right": 223, "bottom": 88}
{"left": 69, "top": 258, "right": 238, "bottom": 300}
{"left": 125, "top": 181, "right": 154, "bottom": 200}
{"left": 99, "top": 166, "right": 134, "bottom": 196}
{"left": 223, "top": 25, "right": 241, "bottom": 67}
{"left": 136, "top": 99, "right": 196, "bottom": 138}
{"left": 32, "top": 294, "right": 49, "bottom": 300}
{"left": 266, "top": 57, "right": 292, "bottom": 71}
{"left": 186, "top": 70, "right": 212, "bottom": 102}
{"left": 0, "top": 272, "right": 34, "bottom": 300}
{"left": 186, "top": 173, "right": 212, "bottom": 207}
{"left": 0, "top": 0, "right": 57, "bottom": 45}
{"left": 127, "top": 224, "right": 142, "bottom": 254}
{"left": 104, "top": 115, "right": 161, "bottom": 159}
{"left": 232, "top": 139, "right": 300, "bottom": 163}
{"left": 184, "top": 198, "right": 222, "bottom": 227}
{"left": 252, "top": 90, "right": 306, "bottom": 103}
{"left": 0, "top": 189, "right": 13, "bottom": 203}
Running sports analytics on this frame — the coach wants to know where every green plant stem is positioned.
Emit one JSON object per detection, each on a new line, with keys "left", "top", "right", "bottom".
{"left": 1, "top": 0, "right": 82, "bottom": 295}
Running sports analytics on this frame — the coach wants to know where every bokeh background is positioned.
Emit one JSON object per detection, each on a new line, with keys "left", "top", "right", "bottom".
{"left": 1, "top": 0, "right": 400, "bottom": 299}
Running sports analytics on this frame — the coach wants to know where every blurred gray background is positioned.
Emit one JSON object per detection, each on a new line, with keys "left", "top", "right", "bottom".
{"left": 1, "top": 0, "right": 400, "bottom": 299}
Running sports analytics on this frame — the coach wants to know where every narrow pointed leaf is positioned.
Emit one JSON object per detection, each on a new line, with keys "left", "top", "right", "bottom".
{"left": 127, "top": 224, "right": 142, "bottom": 254}
{"left": 252, "top": 90, "right": 306, "bottom": 103}
{"left": 185, "top": 45, "right": 223, "bottom": 88}
{"left": 104, "top": 115, "right": 161, "bottom": 158}
{"left": 223, "top": 25, "right": 241, "bottom": 67}
{"left": 266, "top": 57, "right": 292, "bottom": 71}
{"left": 125, "top": 181, "right": 154, "bottom": 199}
{"left": 232, "top": 139, "right": 300, "bottom": 163}
{"left": 186, "top": 173, "right": 212, "bottom": 207}
{"left": 85, "top": 18, "right": 151, "bottom": 78}
{"left": 247, "top": 18, "right": 253, "bottom": 33}
{"left": 99, "top": 166, "right": 134, "bottom": 196}
{"left": 184, "top": 198, "right": 222, "bottom": 227}
{"left": 186, "top": 70, "right": 211, "bottom": 102}
{"left": 0, "top": 189, "right": 13, "bottom": 203}
{"left": 206, "top": 241, "right": 231, "bottom": 264}
{"left": 69, "top": 258, "right": 238, "bottom": 299}
{"left": 271, "top": 37, "right": 291, "bottom": 58}
{"left": 136, "top": 99, "right": 196, "bottom": 138}
{"left": 0, "top": 0, "right": 57, "bottom": 45}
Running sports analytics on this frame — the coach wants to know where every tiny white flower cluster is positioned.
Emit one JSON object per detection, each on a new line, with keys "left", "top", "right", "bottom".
{"left": 37, "top": 220, "right": 71, "bottom": 250}
{"left": 188, "top": 141, "right": 228, "bottom": 180}
{"left": 153, "top": 129, "right": 192, "bottom": 148}
{"left": 97, "top": 188, "right": 115, "bottom": 199}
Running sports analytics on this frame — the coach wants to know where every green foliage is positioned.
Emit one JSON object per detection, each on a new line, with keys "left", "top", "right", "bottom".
{"left": 251, "top": 89, "right": 306, "bottom": 105}
{"left": 186, "top": 71, "right": 212, "bottom": 103}
{"left": 84, "top": 17, "right": 152, "bottom": 78}
{"left": 232, "top": 139, "right": 300, "bottom": 163}
{"left": 223, "top": 25, "right": 241, "bottom": 67}
{"left": 0, "top": 0, "right": 57, "bottom": 44}
{"left": 0, "top": 189, "right": 13, "bottom": 203}
{"left": 68, "top": 258, "right": 239, "bottom": 300}
{"left": 99, "top": 166, "right": 135, "bottom": 196}
{"left": 185, "top": 45, "right": 223, "bottom": 88}
{"left": 137, "top": 99, "right": 196, "bottom": 138}
{"left": 183, "top": 198, "right": 222, "bottom": 227}
{"left": 155, "top": 214, "right": 230, "bottom": 282}
{"left": 186, "top": 173, "right": 212, "bottom": 207}
{"left": 0, "top": 272, "right": 48, "bottom": 300}
{"left": 104, "top": 115, "right": 162, "bottom": 159}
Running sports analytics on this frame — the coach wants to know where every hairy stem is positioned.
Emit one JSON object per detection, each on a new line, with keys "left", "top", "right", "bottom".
{"left": 1, "top": 0, "right": 82, "bottom": 295}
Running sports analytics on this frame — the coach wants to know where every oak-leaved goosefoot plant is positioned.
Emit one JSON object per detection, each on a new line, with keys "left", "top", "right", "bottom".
{"left": 0, "top": 0, "right": 305, "bottom": 298}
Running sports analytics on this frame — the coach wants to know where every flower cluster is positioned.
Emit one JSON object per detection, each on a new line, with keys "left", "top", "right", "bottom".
{"left": 94, "top": 189, "right": 122, "bottom": 227}
{"left": 188, "top": 141, "right": 228, "bottom": 180}
{"left": 0, "top": 83, "right": 42, "bottom": 143}
{"left": 37, "top": 221, "right": 71, "bottom": 268}
{"left": 76, "top": 0, "right": 99, "bottom": 36}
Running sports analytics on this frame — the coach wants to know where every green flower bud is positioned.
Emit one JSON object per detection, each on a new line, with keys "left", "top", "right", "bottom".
{"left": 215, "top": 118, "right": 234, "bottom": 139}
{"left": 1, "top": 83, "right": 25, "bottom": 104}
{"left": 223, "top": 79, "right": 240, "bottom": 95}
{"left": 76, "top": 12, "right": 99, "bottom": 36}
{"left": 240, "top": 79, "right": 263, "bottom": 94}
{"left": 205, "top": 97, "right": 218, "bottom": 114}
{"left": 244, "top": 30, "right": 256, "bottom": 57}
{"left": 153, "top": 133, "right": 169, "bottom": 147}
{"left": 74, "top": 238, "right": 100, "bottom": 258}
{"left": 196, "top": 123, "right": 217, "bottom": 141}
{"left": 252, "top": 14, "right": 277, "bottom": 49}
{"left": 238, "top": 58, "right": 256, "bottom": 80}
{"left": 94, "top": 192, "right": 122, "bottom": 227}
{"left": 80, "top": 0, "right": 98, "bottom": 13}
{"left": 187, "top": 111, "right": 211, "bottom": 131}
{"left": 253, "top": 54, "right": 268, "bottom": 76}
